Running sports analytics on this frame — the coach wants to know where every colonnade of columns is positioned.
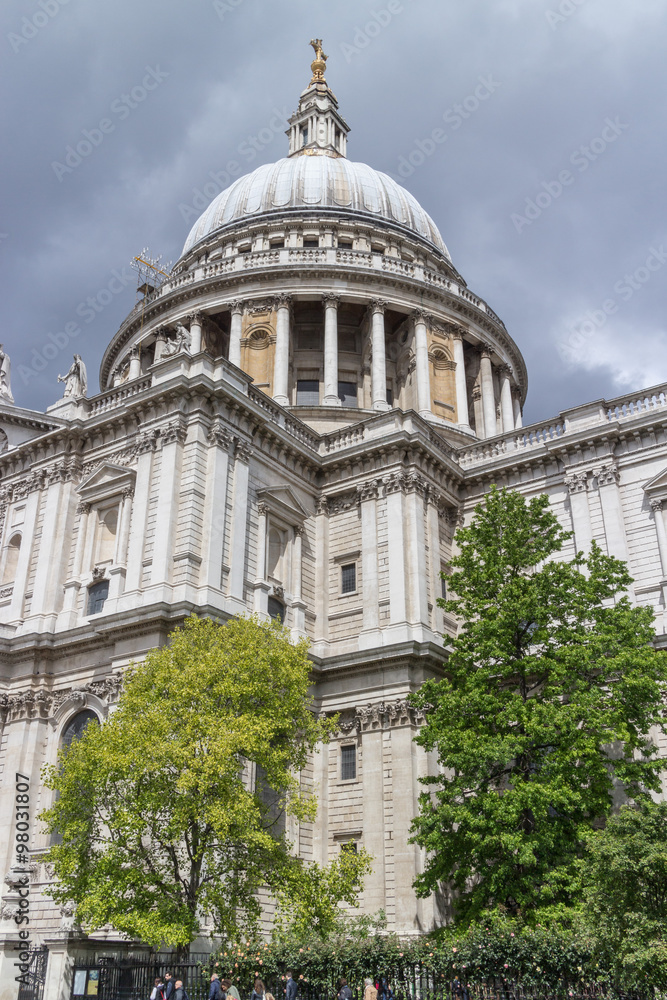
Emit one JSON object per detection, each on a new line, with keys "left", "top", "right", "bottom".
{"left": 119, "top": 294, "right": 524, "bottom": 438}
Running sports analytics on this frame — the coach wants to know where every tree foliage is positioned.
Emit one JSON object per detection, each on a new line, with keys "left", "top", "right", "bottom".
{"left": 410, "top": 486, "right": 667, "bottom": 924}
{"left": 582, "top": 800, "right": 667, "bottom": 987}
{"left": 41, "top": 615, "right": 370, "bottom": 952}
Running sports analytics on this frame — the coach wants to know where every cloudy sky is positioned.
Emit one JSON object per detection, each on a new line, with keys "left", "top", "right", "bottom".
{"left": 2, "top": 0, "right": 666, "bottom": 423}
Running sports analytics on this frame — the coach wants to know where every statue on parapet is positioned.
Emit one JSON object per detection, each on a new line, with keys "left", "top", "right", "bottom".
{"left": 58, "top": 354, "right": 88, "bottom": 398}
{"left": 0, "top": 345, "right": 14, "bottom": 405}
{"left": 163, "top": 323, "right": 191, "bottom": 357}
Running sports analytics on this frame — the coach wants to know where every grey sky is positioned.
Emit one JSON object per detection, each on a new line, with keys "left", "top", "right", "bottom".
{"left": 2, "top": 0, "right": 665, "bottom": 424}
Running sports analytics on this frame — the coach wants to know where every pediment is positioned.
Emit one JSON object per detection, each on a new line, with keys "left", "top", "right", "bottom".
{"left": 643, "top": 468, "right": 667, "bottom": 497}
{"left": 78, "top": 463, "right": 135, "bottom": 503}
{"left": 256, "top": 485, "right": 308, "bottom": 523}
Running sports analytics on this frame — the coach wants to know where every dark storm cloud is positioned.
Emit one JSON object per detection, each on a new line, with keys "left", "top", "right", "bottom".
{"left": 1, "top": 0, "right": 665, "bottom": 422}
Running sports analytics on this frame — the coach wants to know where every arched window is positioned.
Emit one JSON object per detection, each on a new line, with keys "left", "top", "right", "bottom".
{"left": 268, "top": 597, "right": 285, "bottom": 623}
{"left": 2, "top": 533, "right": 21, "bottom": 584}
{"left": 51, "top": 710, "right": 99, "bottom": 845}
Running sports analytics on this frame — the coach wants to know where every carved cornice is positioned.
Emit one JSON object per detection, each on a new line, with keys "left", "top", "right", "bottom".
{"left": 0, "top": 675, "right": 122, "bottom": 725}
{"left": 327, "top": 697, "right": 430, "bottom": 735}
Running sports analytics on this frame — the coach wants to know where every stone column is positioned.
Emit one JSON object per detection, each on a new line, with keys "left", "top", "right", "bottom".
{"left": 513, "top": 387, "right": 523, "bottom": 429}
{"left": 228, "top": 300, "right": 243, "bottom": 367}
{"left": 360, "top": 725, "right": 386, "bottom": 912}
{"left": 107, "top": 488, "right": 133, "bottom": 606}
{"left": 413, "top": 310, "right": 431, "bottom": 417}
{"left": 479, "top": 346, "right": 496, "bottom": 438}
{"left": 596, "top": 463, "right": 629, "bottom": 563}
{"left": 370, "top": 299, "right": 390, "bottom": 411}
{"left": 358, "top": 481, "right": 380, "bottom": 648}
{"left": 499, "top": 365, "right": 514, "bottom": 432}
{"left": 128, "top": 346, "right": 142, "bottom": 381}
{"left": 313, "top": 496, "right": 329, "bottom": 645}
{"left": 451, "top": 331, "right": 470, "bottom": 429}
{"left": 385, "top": 475, "right": 407, "bottom": 626}
{"left": 564, "top": 472, "right": 593, "bottom": 553}
{"left": 29, "top": 470, "right": 74, "bottom": 628}
{"left": 200, "top": 421, "right": 233, "bottom": 594}
{"left": 322, "top": 294, "right": 341, "bottom": 406}
{"left": 253, "top": 501, "right": 270, "bottom": 617}
{"left": 123, "top": 432, "right": 157, "bottom": 597}
{"left": 189, "top": 311, "right": 204, "bottom": 354}
{"left": 148, "top": 421, "right": 187, "bottom": 596}
{"left": 391, "top": 719, "right": 423, "bottom": 934}
{"left": 8, "top": 489, "right": 40, "bottom": 623}
{"left": 651, "top": 499, "right": 667, "bottom": 576}
{"left": 291, "top": 525, "right": 307, "bottom": 638}
{"left": 404, "top": 476, "right": 429, "bottom": 627}
{"left": 426, "top": 491, "right": 443, "bottom": 634}
{"left": 273, "top": 294, "right": 291, "bottom": 406}
{"left": 153, "top": 330, "right": 168, "bottom": 364}
{"left": 227, "top": 440, "right": 252, "bottom": 609}
{"left": 58, "top": 501, "right": 91, "bottom": 627}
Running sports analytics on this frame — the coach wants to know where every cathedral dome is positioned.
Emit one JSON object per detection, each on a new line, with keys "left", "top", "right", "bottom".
{"left": 181, "top": 156, "right": 451, "bottom": 261}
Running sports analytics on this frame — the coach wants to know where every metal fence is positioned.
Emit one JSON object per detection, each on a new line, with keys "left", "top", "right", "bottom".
{"left": 17, "top": 946, "right": 48, "bottom": 1000}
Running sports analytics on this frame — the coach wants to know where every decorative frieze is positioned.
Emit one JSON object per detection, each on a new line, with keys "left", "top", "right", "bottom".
{"left": 327, "top": 697, "right": 431, "bottom": 735}
{"left": 0, "top": 675, "right": 122, "bottom": 725}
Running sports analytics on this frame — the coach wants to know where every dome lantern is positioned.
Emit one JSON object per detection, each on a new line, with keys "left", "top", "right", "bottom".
{"left": 286, "top": 39, "right": 350, "bottom": 158}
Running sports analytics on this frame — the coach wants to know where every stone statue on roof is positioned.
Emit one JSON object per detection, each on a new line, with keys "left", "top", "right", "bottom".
{"left": 0, "top": 345, "right": 14, "bottom": 405}
{"left": 58, "top": 354, "right": 88, "bottom": 398}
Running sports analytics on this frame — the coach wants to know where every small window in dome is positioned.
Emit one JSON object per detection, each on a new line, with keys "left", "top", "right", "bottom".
{"left": 338, "top": 240, "right": 353, "bottom": 250}
{"left": 297, "top": 380, "right": 320, "bottom": 405}
{"left": 270, "top": 238, "right": 284, "bottom": 249}
{"left": 300, "top": 126, "right": 308, "bottom": 147}
{"left": 303, "top": 238, "right": 319, "bottom": 248}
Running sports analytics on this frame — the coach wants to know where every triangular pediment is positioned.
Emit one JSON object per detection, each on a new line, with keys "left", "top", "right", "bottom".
{"left": 643, "top": 467, "right": 667, "bottom": 496}
{"left": 78, "top": 463, "right": 135, "bottom": 502}
{"left": 256, "top": 484, "right": 308, "bottom": 523}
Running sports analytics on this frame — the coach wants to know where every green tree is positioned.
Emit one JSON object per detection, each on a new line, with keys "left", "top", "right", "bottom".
{"left": 410, "top": 486, "right": 667, "bottom": 924}
{"left": 582, "top": 800, "right": 667, "bottom": 987}
{"left": 41, "top": 615, "right": 370, "bottom": 953}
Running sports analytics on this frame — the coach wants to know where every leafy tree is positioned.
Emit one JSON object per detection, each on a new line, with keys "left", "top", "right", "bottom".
{"left": 582, "top": 800, "right": 667, "bottom": 987}
{"left": 410, "top": 486, "right": 667, "bottom": 924}
{"left": 41, "top": 615, "right": 370, "bottom": 954}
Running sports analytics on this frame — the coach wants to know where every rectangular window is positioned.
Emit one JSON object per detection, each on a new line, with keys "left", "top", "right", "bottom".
{"left": 338, "top": 240, "right": 353, "bottom": 250}
{"left": 87, "top": 580, "right": 109, "bottom": 616}
{"left": 296, "top": 379, "right": 320, "bottom": 405}
{"left": 386, "top": 386, "right": 393, "bottom": 406}
{"left": 441, "top": 575, "right": 447, "bottom": 600}
{"left": 338, "top": 381, "right": 358, "bottom": 407}
{"left": 269, "top": 238, "right": 284, "bottom": 248}
{"left": 341, "top": 744, "right": 356, "bottom": 781}
{"left": 303, "top": 238, "right": 319, "bottom": 248}
{"left": 341, "top": 563, "right": 356, "bottom": 594}
{"left": 340, "top": 840, "right": 358, "bottom": 854}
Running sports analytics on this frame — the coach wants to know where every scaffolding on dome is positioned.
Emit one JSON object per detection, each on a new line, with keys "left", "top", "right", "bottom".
{"left": 131, "top": 248, "right": 172, "bottom": 301}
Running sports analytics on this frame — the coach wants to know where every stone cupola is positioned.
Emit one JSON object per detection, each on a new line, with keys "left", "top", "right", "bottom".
{"left": 286, "top": 38, "right": 350, "bottom": 157}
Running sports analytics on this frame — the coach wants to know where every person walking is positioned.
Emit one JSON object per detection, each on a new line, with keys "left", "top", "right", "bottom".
{"left": 222, "top": 980, "right": 240, "bottom": 1000}
{"left": 174, "top": 981, "right": 190, "bottom": 1000}
{"left": 164, "top": 974, "right": 175, "bottom": 1000}
{"left": 250, "top": 978, "right": 266, "bottom": 1000}
{"left": 210, "top": 974, "right": 224, "bottom": 1000}
{"left": 337, "top": 979, "right": 352, "bottom": 1000}
{"left": 285, "top": 971, "right": 297, "bottom": 1000}
{"left": 364, "top": 979, "right": 377, "bottom": 1000}
{"left": 151, "top": 977, "right": 166, "bottom": 1000}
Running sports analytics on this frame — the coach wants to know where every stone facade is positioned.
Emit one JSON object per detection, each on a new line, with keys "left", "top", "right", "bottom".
{"left": 1, "top": 58, "right": 667, "bottom": 1000}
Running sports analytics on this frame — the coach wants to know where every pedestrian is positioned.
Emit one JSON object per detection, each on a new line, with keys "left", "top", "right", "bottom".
{"left": 250, "top": 978, "right": 266, "bottom": 1000}
{"left": 338, "top": 979, "right": 353, "bottom": 1000}
{"left": 164, "top": 974, "right": 175, "bottom": 1000}
{"left": 364, "top": 980, "right": 377, "bottom": 1000}
{"left": 210, "top": 974, "right": 224, "bottom": 1000}
{"left": 285, "top": 970, "right": 298, "bottom": 1000}
{"left": 222, "top": 980, "right": 240, "bottom": 1000}
{"left": 151, "top": 977, "right": 165, "bottom": 1000}
{"left": 174, "top": 981, "right": 190, "bottom": 1000}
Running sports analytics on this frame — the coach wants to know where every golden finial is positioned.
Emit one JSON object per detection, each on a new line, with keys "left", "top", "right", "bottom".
{"left": 309, "top": 38, "right": 327, "bottom": 84}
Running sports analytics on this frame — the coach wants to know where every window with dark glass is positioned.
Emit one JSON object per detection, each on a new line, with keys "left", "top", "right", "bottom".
{"left": 386, "top": 386, "right": 393, "bottom": 406}
{"left": 87, "top": 580, "right": 109, "bottom": 615}
{"left": 341, "top": 744, "right": 356, "bottom": 780}
{"left": 441, "top": 575, "right": 447, "bottom": 601}
{"left": 341, "top": 563, "right": 356, "bottom": 594}
{"left": 268, "top": 597, "right": 285, "bottom": 622}
{"left": 303, "top": 238, "right": 319, "bottom": 248}
{"left": 338, "top": 381, "right": 357, "bottom": 407}
{"left": 296, "top": 380, "right": 319, "bottom": 405}
{"left": 52, "top": 710, "right": 99, "bottom": 844}
{"left": 341, "top": 840, "right": 358, "bottom": 854}
{"left": 255, "top": 762, "right": 286, "bottom": 836}
{"left": 338, "top": 240, "right": 353, "bottom": 250}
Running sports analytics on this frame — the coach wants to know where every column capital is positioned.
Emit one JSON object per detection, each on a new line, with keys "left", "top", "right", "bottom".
{"left": 187, "top": 310, "right": 205, "bottom": 324}
{"left": 234, "top": 439, "right": 253, "bottom": 463}
{"left": 154, "top": 328, "right": 168, "bottom": 343}
{"left": 650, "top": 498, "right": 664, "bottom": 512}
{"left": 76, "top": 501, "right": 92, "bottom": 516}
{"left": 511, "top": 384, "right": 522, "bottom": 398}
{"left": 257, "top": 501, "right": 269, "bottom": 516}
{"left": 322, "top": 292, "right": 341, "bottom": 307}
{"left": 446, "top": 323, "right": 466, "bottom": 341}
{"left": 595, "top": 462, "right": 619, "bottom": 488}
{"left": 207, "top": 419, "right": 233, "bottom": 451}
{"left": 477, "top": 342, "right": 492, "bottom": 359}
{"left": 129, "top": 345, "right": 141, "bottom": 359}
{"left": 411, "top": 307, "right": 431, "bottom": 324}
{"left": 274, "top": 293, "right": 293, "bottom": 309}
{"left": 565, "top": 471, "right": 589, "bottom": 495}
{"left": 369, "top": 298, "right": 387, "bottom": 315}
{"left": 293, "top": 523, "right": 304, "bottom": 537}
{"left": 498, "top": 363, "right": 513, "bottom": 378}
{"left": 229, "top": 298, "right": 244, "bottom": 315}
